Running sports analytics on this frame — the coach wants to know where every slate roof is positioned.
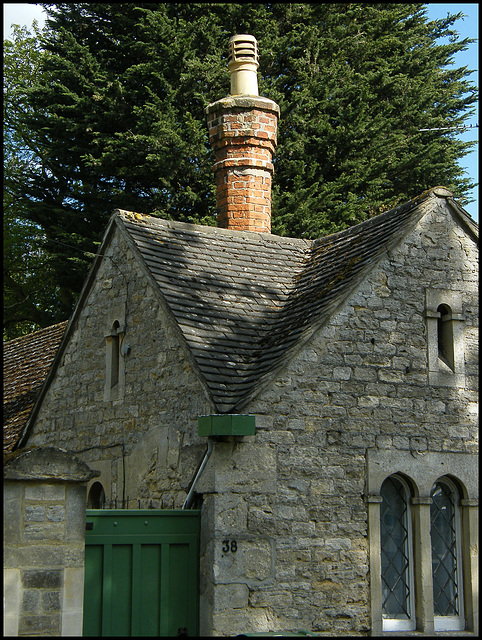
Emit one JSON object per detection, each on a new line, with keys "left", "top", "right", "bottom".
{"left": 6, "top": 187, "right": 477, "bottom": 450}
{"left": 115, "top": 187, "right": 478, "bottom": 413}
{"left": 3, "top": 321, "right": 68, "bottom": 453}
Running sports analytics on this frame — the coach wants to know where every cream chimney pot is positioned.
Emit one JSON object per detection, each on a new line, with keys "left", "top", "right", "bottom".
{"left": 227, "top": 34, "right": 259, "bottom": 96}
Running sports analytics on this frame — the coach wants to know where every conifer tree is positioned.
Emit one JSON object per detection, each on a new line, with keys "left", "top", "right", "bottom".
{"left": 4, "top": 23, "right": 63, "bottom": 338}
{"left": 4, "top": 3, "right": 477, "bottom": 335}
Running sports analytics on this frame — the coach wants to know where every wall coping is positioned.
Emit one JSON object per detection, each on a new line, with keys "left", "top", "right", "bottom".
{"left": 4, "top": 447, "right": 100, "bottom": 483}
{"left": 205, "top": 95, "right": 280, "bottom": 116}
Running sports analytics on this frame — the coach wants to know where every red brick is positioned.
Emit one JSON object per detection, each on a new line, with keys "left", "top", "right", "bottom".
{"left": 210, "top": 103, "right": 277, "bottom": 233}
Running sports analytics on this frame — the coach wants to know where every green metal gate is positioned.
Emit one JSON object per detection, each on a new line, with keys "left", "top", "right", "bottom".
{"left": 83, "top": 510, "right": 200, "bottom": 637}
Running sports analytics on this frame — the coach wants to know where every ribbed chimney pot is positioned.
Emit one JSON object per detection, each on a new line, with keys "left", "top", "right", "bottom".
{"left": 227, "top": 34, "right": 259, "bottom": 96}
{"left": 205, "top": 35, "right": 279, "bottom": 233}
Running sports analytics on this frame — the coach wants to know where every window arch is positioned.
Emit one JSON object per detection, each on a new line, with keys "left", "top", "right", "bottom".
{"left": 430, "top": 476, "right": 464, "bottom": 631}
{"left": 425, "top": 290, "right": 465, "bottom": 386}
{"left": 367, "top": 450, "right": 477, "bottom": 635}
{"left": 380, "top": 474, "right": 416, "bottom": 631}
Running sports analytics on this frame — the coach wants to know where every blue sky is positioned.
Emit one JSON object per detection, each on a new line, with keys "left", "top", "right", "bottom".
{"left": 4, "top": 3, "right": 478, "bottom": 221}
{"left": 424, "top": 3, "right": 478, "bottom": 221}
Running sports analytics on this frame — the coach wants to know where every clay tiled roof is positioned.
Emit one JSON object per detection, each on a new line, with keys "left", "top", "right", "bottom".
{"left": 3, "top": 321, "right": 67, "bottom": 453}
{"left": 115, "top": 187, "right": 477, "bottom": 413}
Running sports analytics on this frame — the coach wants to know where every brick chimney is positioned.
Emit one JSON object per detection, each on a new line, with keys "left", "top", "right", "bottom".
{"left": 205, "top": 35, "right": 280, "bottom": 233}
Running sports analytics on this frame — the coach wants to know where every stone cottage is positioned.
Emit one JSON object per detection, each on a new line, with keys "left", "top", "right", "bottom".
{"left": 4, "top": 35, "right": 478, "bottom": 636}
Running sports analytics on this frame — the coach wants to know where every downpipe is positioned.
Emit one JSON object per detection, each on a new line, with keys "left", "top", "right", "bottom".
{"left": 182, "top": 439, "right": 213, "bottom": 509}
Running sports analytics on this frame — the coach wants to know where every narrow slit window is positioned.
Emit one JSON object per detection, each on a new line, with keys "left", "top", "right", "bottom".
{"left": 437, "top": 304, "right": 454, "bottom": 371}
{"left": 110, "top": 321, "right": 120, "bottom": 388}
{"left": 105, "top": 319, "right": 124, "bottom": 400}
{"left": 425, "top": 291, "right": 466, "bottom": 386}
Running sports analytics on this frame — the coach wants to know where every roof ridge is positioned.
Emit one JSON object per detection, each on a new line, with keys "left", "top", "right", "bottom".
{"left": 115, "top": 209, "right": 312, "bottom": 248}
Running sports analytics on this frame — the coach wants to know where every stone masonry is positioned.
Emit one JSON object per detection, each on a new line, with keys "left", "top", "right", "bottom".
{"left": 196, "top": 201, "right": 478, "bottom": 635}
{"left": 26, "top": 229, "right": 213, "bottom": 510}
{"left": 24, "top": 198, "right": 478, "bottom": 635}
{"left": 4, "top": 447, "right": 98, "bottom": 636}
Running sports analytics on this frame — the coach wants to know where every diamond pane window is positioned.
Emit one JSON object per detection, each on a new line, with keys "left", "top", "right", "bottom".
{"left": 380, "top": 476, "right": 412, "bottom": 620}
{"left": 430, "top": 481, "right": 460, "bottom": 617}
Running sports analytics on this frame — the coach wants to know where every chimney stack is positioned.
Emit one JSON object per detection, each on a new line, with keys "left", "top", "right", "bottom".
{"left": 205, "top": 35, "right": 280, "bottom": 233}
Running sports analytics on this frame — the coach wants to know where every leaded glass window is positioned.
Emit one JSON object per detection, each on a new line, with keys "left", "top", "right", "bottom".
{"left": 380, "top": 476, "right": 413, "bottom": 626}
{"left": 430, "top": 479, "right": 463, "bottom": 627}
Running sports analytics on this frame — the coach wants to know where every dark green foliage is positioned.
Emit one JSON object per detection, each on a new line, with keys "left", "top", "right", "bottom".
{"left": 3, "top": 24, "right": 65, "bottom": 339}
{"left": 4, "top": 3, "right": 477, "bottom": 337}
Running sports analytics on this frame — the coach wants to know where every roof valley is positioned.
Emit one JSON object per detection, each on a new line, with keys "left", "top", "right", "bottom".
{"left": 118, "top": 196, "right": 434, "bottom": 413}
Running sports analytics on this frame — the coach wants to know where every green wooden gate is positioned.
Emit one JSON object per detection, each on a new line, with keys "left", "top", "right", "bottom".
{"left": 83, "top": 510, "right": 200, "bottom": 637}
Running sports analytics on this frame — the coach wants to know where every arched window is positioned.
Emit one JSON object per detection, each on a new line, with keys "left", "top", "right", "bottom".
{"left": 380, "top": 475, "right": 415, "bottom": 631}
{"left": 87, "top": 481, "right": 106, "bottom": 509}
{"left": 437, "top": 304, "right": 454, "bottom": 371}
{"left": 430, "top": 477, "right": 464, "bottom": 631}
{"left": 425, "top": 290, "right": 466, "bottom": 386}
{"left": 367, "top": 450, "right": 477, "bottom": 635}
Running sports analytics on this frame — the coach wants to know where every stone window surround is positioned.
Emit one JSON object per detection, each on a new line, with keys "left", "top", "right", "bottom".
{"left": 380, "top": 474, "right": 416, "bottom": 632}
{"left": 103, "top": 312, "right": 126, "bottom": 402}
{"left": 366, "top": 449, "right": 478, "bottom": 636}
{"left": 430, "top": 476, "right": 465, "bottom": 631}
{"left": 425, "top": 289, "right": 466, "bottom": 388}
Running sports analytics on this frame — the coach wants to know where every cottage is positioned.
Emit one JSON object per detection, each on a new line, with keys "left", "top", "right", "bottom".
{"left": 4, "top": 35, "right": 478, "bottom": 637}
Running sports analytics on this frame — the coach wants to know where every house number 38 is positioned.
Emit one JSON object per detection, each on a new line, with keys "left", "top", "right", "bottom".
{"left": 222, "top": 539, "right": 238, "bottom": 553}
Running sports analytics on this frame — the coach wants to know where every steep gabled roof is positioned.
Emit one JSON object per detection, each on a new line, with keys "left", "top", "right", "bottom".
{"left": 10, "top": 187, "right": 478, "bottom": 451}
{"left": 118, "top": 213, "right": 310, "bottom": 411}
{"left": 3, "top": 321, "right": 68, "bottom": 454}
{"left": 115, "top": 187, "right": 477, "bottom": 413}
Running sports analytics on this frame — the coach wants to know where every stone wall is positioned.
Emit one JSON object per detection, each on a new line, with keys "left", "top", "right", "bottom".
{"left": 27, "top": 228, "right": 213, "bottom": 509}
{"left": 3, "top": 448, "right": 98, "bottom": 636}
{"left": 23, "top": 202, "right": 478, "bottom": 636}
{"left": 197, "top": 201, "right": 478, "bottom": 635}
